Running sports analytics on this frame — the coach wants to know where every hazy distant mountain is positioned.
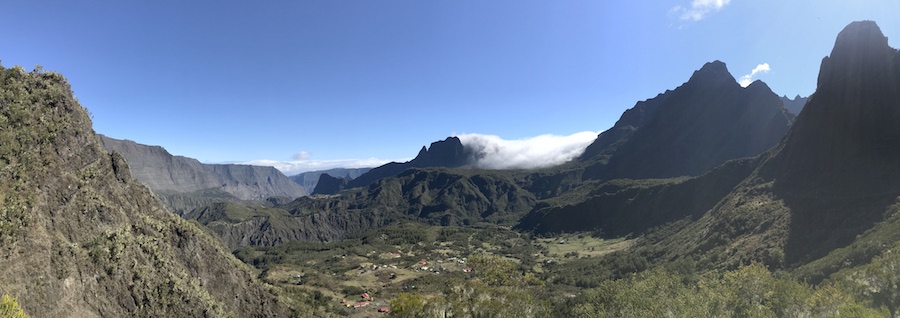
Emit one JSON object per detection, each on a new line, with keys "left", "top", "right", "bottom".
{"left": 0, "top": 66, "right": 289, "bottom": 316}
{"left": 579, "top": 60, "right": 793, "bottom": 180}
{"left": 345, "top": 137, "right": 472, "bottom": 188}
{"left": 99, "top": 135, "right": 307, "bottom": 214}
{"left": 780, "top": 94, "right": 808, "bottom": 115}
{"left": 289, "top": 167, "right": 370, "bottom": 192}
{"left": 522, "top": 21, "right": 900, "bottom": 276}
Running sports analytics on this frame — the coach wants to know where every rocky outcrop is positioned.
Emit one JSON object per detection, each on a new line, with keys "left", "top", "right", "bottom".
{"left": 99, "top": 135, "right": 307, "bottom": 213}
{"left": 580, "top": 60, "right": 793, "bottom": 180}
{"left": 0, "top": 66, "right": 289, "bottom": 317}
{"left": 346, "top": 137, "right": 472, "bottom": 188}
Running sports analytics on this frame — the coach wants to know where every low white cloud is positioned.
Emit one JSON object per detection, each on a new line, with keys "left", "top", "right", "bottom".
{"left": 738, "top": 63, "right": 771, "bottom": 87}
{"left": 291, "top": 151, "right": 312, "bottom": 160}
{"left": 457, "top": 131, "right": 599, "bottom": 170}
{"left": 672, "top": 0, "right": 731, "bottom": 22}
{"left": 242, "top": 158, "right": 404, "bottom": 176}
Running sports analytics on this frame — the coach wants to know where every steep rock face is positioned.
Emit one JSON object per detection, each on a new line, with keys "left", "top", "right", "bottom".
{"left": 346, "top": 137, "right": 471, "bottom": 188}
{"left": 100, "top": 136, "right": 307, "bottom": 213}
{"left": 311, "top": 173, "right": 348, "bottom": 195}
{"left": 290, "top": 167, "right": 370, "bottom": 192}
{"left": 0, "top": 66, "right": 288, "bottom": 317}
{"left": 581, "top": 61, "right": 793, "bottom": 180}
{"left": 758, "top": 20, "right": 900, "bottom": 261}
{"left": 189, "top": 168, "right": 535, "bottom": 248}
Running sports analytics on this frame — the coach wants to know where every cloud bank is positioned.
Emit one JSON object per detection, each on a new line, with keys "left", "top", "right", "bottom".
{"left": 458, "top": 131, "right": 599, "bottom": 170}
{"left": 672, "top": 0, "right": 731, "bottom": 21}
{"left": 245, "top": 131, "right": 601, "bottom": 176}
{"left": 243, "top": 157, "right": 404, "bottom": 176}
{"left": 739, "top": 63, "right": 771, "bottom": 87}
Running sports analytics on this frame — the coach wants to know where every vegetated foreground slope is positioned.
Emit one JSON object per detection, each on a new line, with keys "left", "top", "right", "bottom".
{"left": 0, "top": 65, "right": 290, "bottom": 317}
{"left": 100, "top": 135, "right": 308, "bottom": 214}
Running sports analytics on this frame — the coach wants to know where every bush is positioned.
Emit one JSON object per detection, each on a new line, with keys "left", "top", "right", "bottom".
{"left": 0, "top": 294, "right": 28, "bottom": 318}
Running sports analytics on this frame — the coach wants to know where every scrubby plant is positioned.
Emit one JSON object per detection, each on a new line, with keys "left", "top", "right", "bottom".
{"left": 0, "top": 294, "right": 28, "bottom": 318}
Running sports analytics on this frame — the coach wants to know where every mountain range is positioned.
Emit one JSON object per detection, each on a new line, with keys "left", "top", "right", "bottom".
{"left": 99, "top": 135, "right": 308, "bottom": 214}
{"left": 183, "top": 51, "right": 805, "bottom": 250}
{"left": 522, "top": 20, "right": 900, "bottom": 276}
{"left": 4, "top": 19, "right": 896, "bottom": 317}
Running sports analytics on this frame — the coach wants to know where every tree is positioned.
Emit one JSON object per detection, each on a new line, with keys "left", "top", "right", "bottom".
{"left": 391, "top": 293, "right": 427, "bottom": 318}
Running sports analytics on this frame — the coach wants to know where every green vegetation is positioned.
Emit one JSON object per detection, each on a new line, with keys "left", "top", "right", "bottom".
{"left": 565, "top": 263, "right": 885, "bottom": 318}
{"left": 0, "top": 294, "right": 28, "bottom": 318}
{"left": 232, "top": 217, "right": 900, "bottom": 317}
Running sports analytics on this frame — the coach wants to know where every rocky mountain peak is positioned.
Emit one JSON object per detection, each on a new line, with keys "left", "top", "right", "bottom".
{"left": 413, "top": 136, "right": 468, "bottom": 166}
{"left": 686, "top": 60, "right": 738, "bottom": 88}
{"left": 580, "top": 59, "right": 790, "bottom": 179}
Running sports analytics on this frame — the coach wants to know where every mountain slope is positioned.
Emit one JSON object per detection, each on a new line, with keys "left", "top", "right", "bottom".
{"left": 0, "top": 66, "right": 290, "bottom": 317}
{"left": 580, "top": 61, "right": 793, "bottom": 180}
{"left": 100, "top": 136, "right": 307, "bottom": 214}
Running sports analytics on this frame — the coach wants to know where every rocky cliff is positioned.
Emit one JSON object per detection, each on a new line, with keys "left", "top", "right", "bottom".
{"left": 0, "top": 66, "right": 290, "bottom": 317}
{"left": 99, "top": 136, "right": 307, "bottom": 214}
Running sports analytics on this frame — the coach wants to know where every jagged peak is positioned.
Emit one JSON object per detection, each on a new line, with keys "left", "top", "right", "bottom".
{"left": 687, "top": 60, "right": 736, "bottom": 85}
{"left": 744, "top": 79, "right": 773, "bottom": 92}
{"left": 831, "top": 20, "right": 890, "bottom": 58}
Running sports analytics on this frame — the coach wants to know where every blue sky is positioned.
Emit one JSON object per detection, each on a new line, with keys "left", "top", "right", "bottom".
{"left": 2, "top": 1, "right": 898, "bottom": 175}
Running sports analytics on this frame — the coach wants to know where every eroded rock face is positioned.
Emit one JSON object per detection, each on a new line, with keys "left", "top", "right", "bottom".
{"left": 581, "top": 60, "right": 793, "bottom": 180}
{"left": 0, "top": 66, "right": 289, "bottom": 317}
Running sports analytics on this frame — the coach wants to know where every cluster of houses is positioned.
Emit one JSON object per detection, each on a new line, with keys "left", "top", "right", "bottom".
{"left": 341, "top": 292, "right": 389, "bottom": 313}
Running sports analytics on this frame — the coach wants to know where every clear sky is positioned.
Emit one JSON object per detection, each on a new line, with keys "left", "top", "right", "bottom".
{"left": 1, "top": 1, "right": 898, "bottom": 174}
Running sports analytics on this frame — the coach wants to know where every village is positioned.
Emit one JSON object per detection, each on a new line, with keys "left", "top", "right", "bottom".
{"left": 238, "top": 223, "right": 631, "bottom": 317}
